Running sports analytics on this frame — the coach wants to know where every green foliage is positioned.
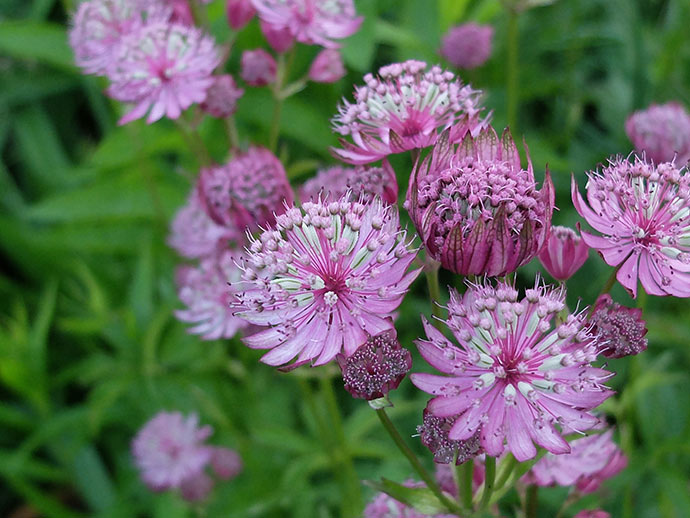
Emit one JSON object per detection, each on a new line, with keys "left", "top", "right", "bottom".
{"left": 1, "top": 0, "right": 690, "bottom": 517}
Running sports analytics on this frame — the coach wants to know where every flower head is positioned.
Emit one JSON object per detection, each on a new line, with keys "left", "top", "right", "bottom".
{"left": 411, "top": 279, "right": 613, "bottom": 462}
{"left": 440, "top": 23, "right": 494, "bottom": 69}
{"left": 251, "top": 0, "right": 362, "bottom": 48}
{"left": 69, "top": 0, "right": 170, "bottom": 76}
{"left": 226, "top": 0, "right": 256, "bottom": 29}
{"left": 332, "top": 61, "right": 487, "bottom": 164}
{"left": 337, "top": 328, "right": 411, "bottom": 400}
{"left": 625, "top": 102, "right": 690, "bottom": 166}
{"left": 406, "top": 128, "right": 554, "bottom": 277}
{"left": 299, "top": 161, "right": 398, "bottom": 205}
{"left": 538, "top": 226, "right": 590, "bottom": 281}
{"left": 590, "top": 295, "right": 648, "bottom": 359}
{"left": 572, "top": 156, "right": 690, "bottom": 297}
{"left": 417, "top": 407, "right": 482, "bottom": 464}
{"left": 200, "top": 74, "right": 244, "bottom": 118}
{"left": 107, "top": 22, "right": 220, "bottom": 124}
{"left": 309, "top": 48, "right": 345, "bottom": 83}
{"left": 175, "top": 249, "right": 250, "bottom": 340}
{"left": 525, "top": 428, "right": 627, "bottom": 493}
{"left": 132, "top": 411, "right": 213, "bottom": 491}
{"left": 168, "top": 193, "right": 240, "bottom": 259}
{"left": 260, "top": 19, "right": 295, "bottom": 52}
{"left": 198, "top": 146, "right": 293, "bottom": 232}
{"left": 232, "top": 196, "right": 420, "bottom": 367}
{"left": 209, "top": 447, "right": 243, "bottom": 480}
{"left": 240, "top": 48, "right": 277, "bottom": 86}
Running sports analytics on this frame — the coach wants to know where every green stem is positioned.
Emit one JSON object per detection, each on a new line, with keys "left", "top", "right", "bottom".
{"left": 525, "top": 484, "right": 538, "bottom": 518}
{"left": 425, "top": 264, "right": 444, "bottom": 328}
{"left": 588, "top": 263, "right": 624, "bottom": 317}
{"left": 225, "top": 116, "right": 240, "bottom": 152}
{"left": 459, "top": 460, "right": 474, "bottom": 510}
{"left": 375, "top": 408, "right": 463, "bottom": 515}
{"left": 478, "top": 456, "right": 496, "bottom": 511}
{"left": 506, "top": 7, "right": 519, "bottom": 133}
{"left": 175, "top": 117, "right": 212, "bottom": 167}
{"left": 320, "top": 377, "right": 362, "bottom": 517}
{"left": 493, "top": 453, "right": 517, "bottom": 493}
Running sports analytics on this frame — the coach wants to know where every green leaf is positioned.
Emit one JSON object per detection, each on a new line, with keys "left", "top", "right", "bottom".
{"left": 71, "top": 445, "right": 116, "bottom": 512}
{"left": 438, "top": 0, "right": 471, "bottom": 30}
{"left": 0, "top": 21, "right": 76, "bottom": 70}
{"left": 365, "top": 478, "right": 450, "bottom": 515}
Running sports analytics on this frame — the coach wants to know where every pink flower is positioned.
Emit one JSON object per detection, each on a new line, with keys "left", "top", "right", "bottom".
{"left": 417, "top": 407, "right": 482, "bottom": 464}
{"left": 308, "top": 48, "right": 345, "bottom": 83}
{"left": 406, "top": 128, "right": 554, "bottom": 277}
{"left": 107, "top": 22, "right": 220, "bottom": 124}
{"left": 240, "top": 48, "right": 277, "bottom": 86}
{"left": 166, "top": 0, "right": 194, "bottom": 25}
{"left": 337, "top": 328, "right": 412, "bottom": 400}
{"left": 260, "top": 19, "right": 295, "bottom": 52}
{"left": 175, "top": 249, "right": 250, "bottom": 340}
{"left": 411, "top": 279, "right": 613, "bottom": 462}
{"left": 69, "top": 0, "right": 170, "bottom": 76}
{"left": 168, "top": 193, "right": 240, "bottom": 259}
{"left": 132, "top": 411, "right": 213, "bottom": 491}
{"left": 625, "top": 102, "right": 690, "bottom": 166}
{"left": 364, "top": 480, "right": 456, "bottom": 518}
{"left": 538, "top": 226, "right": 590, "bottom": 281}
{"left": 332, "top": 60, "right": 487, "bottom": 164}
{"left": 525, "top": 429, "right": 626, "bottom": 493}
{"left": 198, "top": 146, "right": 293, "bottom": 232}
{"left": 440, "top": 23, "right": 494, "bottom": 69}
{"left": 590, "top": 295, "right": 648, "bottom": 358}
{"left": 209, "top": 447, "right": 243, "bottom": 480}
{"left": 232, "top": 197, "right": 420, "bottom": 367}
{"left": 251, "top": 0, "right": 362, "bottom": 48}
{"left": 299, "top": 161, "right": 398, "bottom": 205}
{"left": 179, "top": 473, "right": 214, "bottom": 502}
{"left": 226, "top": 0, "right": 256, "bottom": 29}
{"left": 572, "top": 156, "right": 690, "bottom": 298}
{"left": 574, "top": 511, "right": 611, "bottom": 518}
{"left": 200, "top": 74, "right": 244, "bottom": 118}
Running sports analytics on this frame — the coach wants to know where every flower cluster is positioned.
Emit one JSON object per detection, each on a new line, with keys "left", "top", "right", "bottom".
{"left": 411, "top": 279, "right": 613, "bottom": 462}
{"left": 573, "top": 155, "right": 690, "bottom": 298}
{"left": 417, "top": 407, "right": 483, "bottom": 464}
{"left": 200, "top": 74, "right": 245, "bottom": 118}
{"left": 590, "top": 295, "right": 648, "bottom": 358}
{"left": 251, "top": 0, "right": 363, "bottom": 48}
{"left": 232, "top": 196, "right": 420, "bottom": 367}
{"left": 440, "top": 23, "right": 494, "bottom": 70}
{"left": 131, "top": 411, "right": 241, "bottom": 502}
{"left": 332, "top": 60, "right": 487, "bottom": 164}
{"left": 299, "top": 161, "right": 398, "bottom": 205}
{"left": 70, "top": 0, "right": 223, "bottom": 124}
{"left": 625, "top": 102, "right": 690, "bottom": 166}
{"left": 406, "top": 127, "right": 554, "bottom": 277}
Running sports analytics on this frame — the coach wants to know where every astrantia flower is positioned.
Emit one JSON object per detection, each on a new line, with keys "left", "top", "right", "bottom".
{"left": 440, "top": 23, "right": 494, "bottom": 69}
{"left": 240, "top": 49, "right": 277, "bottom": 86}
{"left": 226, "top": 0, "right": 256, "bottom": 29}
{"left": 299, "top": 161, "right": 398, "bottom": 205}
{"left": 417, "top": 407, "right": 482, "bottom": 464}
{"left": 251, "top": 0, "right": 362, "bottom": 48}
{"left": 590, "top": 295, "right": 648, "bottom": 359}
{"left": 200, "top": 74, "right": 244, "bottom": 118}
{"left": 309, "top": 48, "right": 345, "bottom": 83}
{"left": 198, "top": 146, "right": 293, "bottom": 232}
{"left": 406, "top": 128, "right": 554, "bottom": 277}
{"left": 232, "top": 197, "right": 420, "bottom": 367}
{"left": 525, "top": 428, "right": 627, "bottom": 493}
{"left": 572, "top": 156, "right": 690, "bottom": 297}
{"left": 168, "top": 193, "right": 240, "bottom": 259}
{"left": 107, "top": 22, "right": 220, "bottom": 124}
{"left": 411, "top": 279, "right": 613, "bottom": 462}
{"left": 132, "top": 411, "right": 213, "bottom": 491}
{"left": 538, "top": 226, "right": 590, "bottom": 281}
{"left": 69, "top": 0, "right": 169, "bottom": 76}
{"left": 175, "top": 249, "right": 249, "bottom": 340}
{"left": 332, "top": 60, "right": 487, "bottom": 164}
{"left": 625, "top": 102, "right": 690, "bottom": 166}
{"left": 337, "top": 328, "right": 411, "bottom": 400}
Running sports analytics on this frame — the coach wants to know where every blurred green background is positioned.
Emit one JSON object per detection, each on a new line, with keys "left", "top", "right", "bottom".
{"left": 1, "top": 0, "right": 689, "bottom": 516}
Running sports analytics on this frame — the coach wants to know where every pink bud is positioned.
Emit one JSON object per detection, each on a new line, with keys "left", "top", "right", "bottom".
{"left": 308, "top": 49, "right": 346, "bottom": 83}
{"left": 226, "top": 0, "right": 256, "bottom": 29}
{"left": 200, "top": 75, "right": 244, "bottom": 118}
{"left": 240, "top": 49, "right": 276, "bottom": 86}
{"left": 260, "top": 19, "right": 294, "bottom": 53}
{"left": 538, "top": 226, "right": 589, "bottom": 281}
{"left": 168, "top": 0, "right": 194, "bottom": 25}
{"left": 210, "top": 447, "right": 243, "bottom": 480}
{"left": 179, "top": 473, "right": 214, "bottom": 502}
